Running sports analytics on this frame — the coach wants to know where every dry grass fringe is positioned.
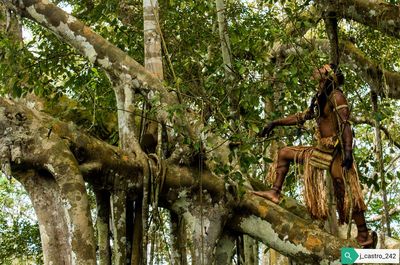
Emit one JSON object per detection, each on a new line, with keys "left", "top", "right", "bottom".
{"left": 266, "top": 146, "right": 366, "bottom": 222}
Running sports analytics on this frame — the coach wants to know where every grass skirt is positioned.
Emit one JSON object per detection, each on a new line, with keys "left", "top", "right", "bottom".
{"left": 267, "top": 146, "right": 366, "bottom": 223}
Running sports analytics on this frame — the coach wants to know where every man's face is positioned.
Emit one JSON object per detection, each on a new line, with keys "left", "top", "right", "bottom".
{"left": 311, "top": 64, "right": 332, "bottom": 91}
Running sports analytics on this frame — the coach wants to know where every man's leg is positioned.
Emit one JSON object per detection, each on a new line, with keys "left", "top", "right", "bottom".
{"left": 330, "top": 157, "right": 376, "bottom": 247}
{"left": 352, "top": 211, "right": 375, "bottom": 246}
{"left": 253, "top": 146, "right": 307, "bottom": 203}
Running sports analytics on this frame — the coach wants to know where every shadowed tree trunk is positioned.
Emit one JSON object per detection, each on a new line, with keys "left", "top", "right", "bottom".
{"left": 95, "top": 190, "right": 112, "bottom": 265}
{"left": 170, "top": 212, "right": 188, "bottom": 265}
{"left": 215, "top": 230, "right": 236, "bottom": 265}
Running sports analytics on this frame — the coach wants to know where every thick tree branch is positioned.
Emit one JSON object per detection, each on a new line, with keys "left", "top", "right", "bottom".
{"left": 230, "top": 193, "right": 355, "bottom": 264}
{"left": 340, "top": 41, "right": 400, "bottom": 98}
{"left": 368, "top": 205, "right": 400, "bottom": 222}
{"left": 313, "top": 39, "right": 400, "bottom": 98}
{"left": 336, "top": 0, "right": 400, "bottom": 39}
{"left": 351, "top": 116, "right": 400, "bottom": 150}
{"left": 271, "top": 39, "right": 400, "bottom": 99}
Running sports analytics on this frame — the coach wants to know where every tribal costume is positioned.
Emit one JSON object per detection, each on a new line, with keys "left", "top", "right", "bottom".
{"left": 267, "top": 89, "right": 366, "bottom": 224}
{"left": 256, "top": 64, "right": 376, "bottom": 248}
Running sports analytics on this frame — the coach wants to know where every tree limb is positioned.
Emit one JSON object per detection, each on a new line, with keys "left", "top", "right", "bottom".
{"left": 272, "top": 39, "right": 400, "bottom": 99}
{"left": 368, "top": 205, "right": 400, "bottom": 222}
{"left": 323, "top": 1, "right": 340, "bottom": 65}
{"left": 340, "top": 41, "right": 400, "bottom": 99}
{"left": 230, "top": 193, "right": 355, "bottom": 264}
{"left": 335, "top": 0, "right": 400, "bottom": 39}
{"left": 350, "top": 116, "right": 400, "bottom": 149}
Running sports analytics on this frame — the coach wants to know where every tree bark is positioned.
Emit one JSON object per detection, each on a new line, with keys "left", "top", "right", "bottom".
{"left": 143, "top": 0, "right": 163, "bottom": 81}
{"left": 335, "top": 0, "right": 400, "bottom": 39}
{"left": 95, "top": 190, "right": 111, "bottom": 265}
{"left": 215, "top": 230, "right": 236, "bottom": 265}
{"left": 340, "top": 41, "right": 400, "bottom": 99}
{"left": 243, "top": 235, "right": 258, "bottom": 265}
{"left": 170, "top": 190, "right": 231, "bottom": 265}
{"left": 215, "top": 0, "right": 234, "bottom": 80}
{"left": 0, "top": 2, "right": 22, "bottom": 41}
{"left": 326, "top": 174, "right": 339, "bottom": 237}
{"left": 44, "top": 142, "right": 96, "bottom": 265}
{"left": 111, "top": 190, "right": 127, "bottom": 265}
{"left": 131, "top": 200, "right": 144, "bottom": 265}
{"left": 170, "top": 212, "right": 188, "bottom": 265}
{"left": 17, "top": 170, "right": 71, "bottom": 265}
{"left": 271, "top": 39, "right": 400, "bottom": 99}
{"left": 230, "top": 194, "right": 357, "bottom": 264}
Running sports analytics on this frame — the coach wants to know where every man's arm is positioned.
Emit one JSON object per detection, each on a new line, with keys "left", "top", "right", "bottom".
{"left": 259, "top": 109, "right": 314, "bottom": 137}
{"left": 274, "top": 110, "right": 313, "bottom": 126}
{"left": 332, "top": 91, "right": 353, "bottom": 169}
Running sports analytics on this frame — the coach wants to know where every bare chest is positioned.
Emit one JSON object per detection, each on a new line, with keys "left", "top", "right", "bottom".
{"left": 316, "top": 103, "right": 339, "bottom": 137}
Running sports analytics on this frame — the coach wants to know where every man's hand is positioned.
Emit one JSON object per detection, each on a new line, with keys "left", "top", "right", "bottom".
{"left": 258, "top": 122, "right": 275, "bottom": 137}
{"left": 342, "top": 150, "right": 353, "bottom": 170}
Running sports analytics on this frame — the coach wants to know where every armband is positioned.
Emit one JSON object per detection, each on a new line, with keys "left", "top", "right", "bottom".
{"left": 335, "top": 104, "right": 348, "bottom": 111}
{"left": 340, "top": 119, "right": 352, "bottom": 125}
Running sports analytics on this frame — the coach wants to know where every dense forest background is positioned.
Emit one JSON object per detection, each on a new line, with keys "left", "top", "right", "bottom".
{"left": 0, "top": 0, "right": 399, "bottom": 264}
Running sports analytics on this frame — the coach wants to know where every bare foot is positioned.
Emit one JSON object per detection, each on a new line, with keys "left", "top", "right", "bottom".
{"left": 252, "top": 190, "right": 280, "bottom": 204}
{"left": 356, "top": 231, "right": 377, "bottom": 249}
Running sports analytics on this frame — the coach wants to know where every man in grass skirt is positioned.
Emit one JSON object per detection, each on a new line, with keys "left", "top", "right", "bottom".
{"left": 254, "top": 64, "right": 377, "bottom": 248}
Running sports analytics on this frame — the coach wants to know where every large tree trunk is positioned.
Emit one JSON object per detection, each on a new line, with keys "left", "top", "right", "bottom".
{"left": 18, "top": 170, "right": 72, "bottom": 265}
{"left": 0, "top": 101, "right": 97, "bottom": 264}
{"left": 215, "top": 230, "right": 236, "bottom": 265}
{"left": 243, "top": 235, "right": 258, "bottom": 265}
{"left": 111, "top": 190, "right": 127, "bottom": 265}
{"left": 144, "top": 0, "right": 163, "bottom": 81}
{"left": 170, "top": 191, "right": 231, "bottom": 264}
{"left": 44, "top": 144, "right": 96, "bottom": 265}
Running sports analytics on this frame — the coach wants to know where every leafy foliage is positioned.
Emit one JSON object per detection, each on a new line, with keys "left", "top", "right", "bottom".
{"left": 0, "top": 0, "right": 399, "bottom": 261}
{"left": 0, "top": 177, "right": 42, "bottom": 264}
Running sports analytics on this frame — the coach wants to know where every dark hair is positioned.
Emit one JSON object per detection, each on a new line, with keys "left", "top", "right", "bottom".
{"left": 308, "top": 64, "right": 345, "bottom": 116}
